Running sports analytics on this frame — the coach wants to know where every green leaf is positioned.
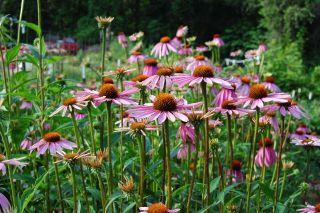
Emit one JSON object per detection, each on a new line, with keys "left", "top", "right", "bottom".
{"left": 21, "top": 21, "right": 41, "bottom": 35}
{"left": 210, "top": 176, "right": 221, "bottom": 193}
{"left": 12, "top": 91, "right": 39, "bottom": 102}
{"left": 5, "top": 44, "right": 21, "bottom": 65}
{"left": 259, "top": 182, "right": 274, "bottom": 200}
{"left": 19, "top": 53, "right": 39, "bottom": 67}
{"left": 105, "top": 191, "right": 122, "bottom": 210}
{"left": 123, "top": 202, "right": 136, "bottom": 213}
{"left": 45, "top": 56, "right": 64, "bottom": 65}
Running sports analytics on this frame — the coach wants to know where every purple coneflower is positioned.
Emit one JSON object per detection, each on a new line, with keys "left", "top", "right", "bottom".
{"left": 230, "top": 49, "right": 242, "bottom": 57}
{"left": 96, "top": 84, "right": 138, "bottom": 105}
{"left": 139, "top": 202, "right": 180, "bottom": 213}
{"left": 178, "top": 44, "right": 192, "bottom": 56}
{"left": 245, "top": 49, "right": 260, "bottom": 59}
{"left": 289, "top": 128, "right": 309, "bottom": 140}
{"left": 29, "top": 132, "right": 77, "bottom": 156}
{"left": 151, "top": 36, "right": 177, "bottom": 58}
{"left": 129, "top": 31, "right": 144, "bottom": 41}
{"left": 176, "top": 25, "right": 188, "bottom": 37}
{"left": 74, "top": 112, "right": 86, "bottom": 120}
{"left": 50, "top": 97, "right": 87, "bottom": 117}
{"left": 291, "top": 135, "right": 320, "bottom": 147}
{"left": 128, "top": 51, "right": 147, "bottom": 64}
{"left": 258, "top": 42, "right": 268, "bottom": 53}
{"left": 214, "top": 83, "right": 237, "bottom": 107}
{"left": 298, "top": 203, "right": 320, "bottom": 213}
{"left": 20, "top": 139, "right": 32, "bottom": 150}
{"left": 118, "top": 120, "right": 158, "bottom": 137}
{"left": 176, "top": 122, "right": 196, "bottom": 143}
{"left": 143, "top": 59, "right": 158, "bottom": 76}
{"left": 141, "top": 67, "right": 174, "bottom": 90}
{"left": 55, "top": 150, "right": 91, "bottom": 163}
{"left": 171, "top": 36, "right": 182, "bottom": 50}
{"left": 236, "top": 76, "right": 251, "bottom": 96}
{"left": 0, "top": 154, "right": 27, "bottom": 175}
{"left": 118, "top": 32, "right": 128, "bottom": 48}
{"left": 208, "top": 119, "right": 223, "bottom": 129}
{"left": 212, "top": 100, "right": 254, "bottom": 117}
{"left": 236, "top": 84, "right": 291, "bottom": 109}
{"left": 227, "top": 160, "right": 244, "bottom": 183}
{"left": 259, "top": 111, "right": 279, "bottom": 132}
{"left": 262, "top": 76, "right": 281, "bottom": 93}
{"left": 20, "top": 100, "right": 32, "bottom": 109}
{"left": 212, "top": 34, "right": 225, "bottom": 47}
{"left": 177, "top": 143, "right": 195, "bottom": 160}
{"left": 0, "top": 192, "right": 10, "bottom": 212}
{"left": 127, "top": 93, "right": 202, "bottom": 124}
{"left": 172, "top": 65, "right": 232, "bottom": 88}
{"left": 264, "top": 99, "right": 309, "bottom": 119}
{"left": 186, "top": 55, "right": 212, "bottom": 72}
{"left": 255, "top": 137, "right": 277, "bottom": 167}
{"left": 196, "top": 44, "right": 208, "bottom": 53}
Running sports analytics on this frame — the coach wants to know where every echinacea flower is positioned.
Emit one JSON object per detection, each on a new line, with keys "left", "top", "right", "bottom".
{"left": 55, "top": 150, "right": 91, "bottom": 163}
{"left": 177, "top": 143, "right": 195, "bottom": 160}
{"left": 127, "top": 93, "right": 202, "bottom": 124}
{"left": 289, "top": 128, "right": 309, "bottom": 140}
{"left": 104, "top": 67, "right": 135, "bottom": 80}
{"left": 262, "top": 76, "right": 281, "bottom": 93}
{"left": 227, "top": 160, "right": 243, "bottom": 183}
{"left": 29, "top": 132, "right": 77, "bottom": 156}
{"left": 258, "top": 42, "right": 268, "bottom": 53}
{"left": 129, "top": 31, "right": 144, "bottom": 42}
{"left": 117, "top": 120, "right": 158, "bottom": 137}
{"left": 74, "top": 112, "right": 86, "bottom": 120}
{"left": 230, "top": 49, "right": 242, "bottom": 57}
{"left": 211, "top": 34, "right": 225, "bottom": 47}
{"left": 244, "top": 49, "right": 260, "bottom": 59}
{"left": 171, "top": 36, "right": 182, "bottom": 50}
{"left": 214, "top": 83, "right": 237, "bottom": 107}
{"left": 259, "top": 111, "right": 279, "bottom": 132}
{"left": 102, "top": 77, "right": 114, "bottom": 84}
{"left": 139, "top": 202, "right": 180, "bottom": 213}
{"left": 128, "top": 51, "right": 147, "bottom": 64}
{"left": 75, "top": 89, "right": 104, "bottom": 107}
{"left": 208, "top": 119, "right": 222, "bottom": 129}
{"left": 143, "top": 59, "right": 158, "bottom": 76}
{"left": 151, "top": 36, "right": 177, "bottom": 59}
{"left": 298, "top": 203, "right": 320, "bottom": 213}
{"left": 0, "top": 154, "right": 28, "bottom": 175}
{"left": 186, "top": 55, "right": 212, "bottom": 72}
{"left": 118, "top": 32, "right": 128, "bottom": 48}
{"left": 236, "top": 76, "right": 251, "bottom": 96}
{"left": 255, "top": 137, "right": 277, "bottom": 167}
{"left": 119, "top": 176, "right": 135, "bottom": 193}
{"left": 0, "top": 192, "right": 10, "bottom": 213}
{"left": 291, "top": 136, "right": 320, "bottom": 147}
{"left": 172, "top": 65, "right": 232, "bottom": 88}
{"left": 96, "top": 84, "right": 138, "bottom": 105}
{"left": 20, "top": 100, "right": 32, "bottom": 109}
{"left": 176, "top": 122, "right": 196, "bottom": 143}
{"left": 212, "top": 100, "right": 254, "bottom": 117}
{"left": 178, "top": 44, "right": 192, "bottom": 56}
{"left": 141, "top": 67, "right": 175, "bottom": 90}
{"left": 264, "top": 99, "right": 309, "bottom": 119}
{"left": 50, "top": 97, "right": 87, "bottom": 117}
{"left": 81, "top": 150, "right": 108, "bottom": 169}
{"left": 95, "top": 16, "right": 114, "bottom": 29}
{"left": 20, "top": 139, "right": 32, "bottom": 150}
{"left": 176, "top": 25, "right": 188, "bottom": 37}
{"left": 236, "top": 84, "right": 291, "bottom": 109}
{"left": 196, "top": 45, "right": 208, "bottom": 53}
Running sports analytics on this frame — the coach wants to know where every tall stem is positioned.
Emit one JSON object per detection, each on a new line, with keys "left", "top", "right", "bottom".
{"left": 164, "top": 120, "right": 172, "bottom": 208}
{"left": 53, "top": 158, "right": 64, "bottom": 212}
{"left": 186, "top": 127, "right": 200, "bottom": 213}
{"left": 119, "top": 79, "right": 124, "bottom": 180}
{"left": 138, "top": 134, "right": 146, "bottom": 205}
{"left": 227, "top": 114, "right": 233, "bottom": 185}
{"left": 101, "top": 28, "right": 107, "bottom": 81}
{"left": 17, "top": 0, "right": 25, "bottom": 44}
{"left": 245, "top": 108, "right": 260, "bottom": 212}
{"left": 0, "top": 48, "right": 10, "bottom": 106}
{"left": 273, "top": 115, "right": 285, "bottom": 212}
{"left": 70, "top": 165, "right": 77, "bottom": 213}
{"left": 88, "top": 105, "right": 97, "bottom": 154}
{"left": 200, "top": 82, "right": 210, "bottom": 208}
{"left": 97, "top": 172, "right": 106, "bottom": 211}
{"left": 106, "top": 102, "right": 113, "bottom": 195}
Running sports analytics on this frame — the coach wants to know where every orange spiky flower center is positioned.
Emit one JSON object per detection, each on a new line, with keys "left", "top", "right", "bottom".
{"left": 174, "top": 66, "right": 184, "bottom": 73}
{"left": 265, "top": 76, "right": 275, "bottom": 83}
{"left": 221, "top": 100, "right": 237, "bottom": 110}
{"left": 147, "top": 203, "right": 168, "bottom": 213}
{"left": 132, "top": 74, "right": 148, "bottom": 82}
{"left": 144, "top": 59, "right": 158, "bottom": 66}
{"left": 44, "top": 132, "right": 61, "bottom": 142}
{"left": 193, "top": 65, "right": 214, "bottom": 77}
{"left": 63, "top": 98, "right": 77, "bottom": 106}
{"left": 259, "top": 137, "right": 273, "bottom": 147}
{"left": 315, "top": 203, "right": 320, "bottom": 212}
{"left": 160, "top": 36, "right": 170, "bottom": 43}
{"left": 0, "top": 154, "right": 5, "bottom": 161}
{"left": 241, "top": 76, "right": 251, "bottom": 84}
{"left": 64, "top": 153, "right": 79, "bottom": 160}
{"left": 156, "top": 67, "right": 174, "bottom": 76}
{"left": 249, "top": 84, "right": 268, "bottom": 99}
{"left": 133, "top": 51, "right": 141, "bottom": 56}
{"left": 194, "top": 55, "right": 205, "bottom": 61}
{"left": 130, "top": 122, "right": 146, "bottom": 131}
{"left": 266, "top": 111, "right": 276, "bottom": 117}
{"left": 154, "top": 93, "right": 177, "bottom": 112}
{"left": 232, "top": 160, "right": 242, "bottom": 171}
{"left": 99, "top": 84, "right": 118, "bottom": 99}
{"left": 102, "top": 77, "right": 114, "bottom": 84}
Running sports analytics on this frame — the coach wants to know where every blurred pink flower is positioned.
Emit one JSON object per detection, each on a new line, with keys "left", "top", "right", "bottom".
{"left": 212, "top": 34, "right": 224, "bottom": 47}
{"left": 262, "top": 76, "right": 281, "bottom": 93}
{"left": 20, "top": 101, "right": 32, "bottom": 110}
{"left": 176, "top": 25, "right": 188, "bottom": 37}
{"left": 0, "top": 154, "right": 28, "bottom": 175}
{"left": 128, "top": 51, "right": 147, "bottom": 63}
{"left": 178, "top": 44, "right": 192, "bottom": 56}
{"left": 118, "top": 32, "right": 128, "bottom": 48}
{"left": 255, "top": 137, "right": 277, "bottom": 167}
{"left": 186, "top": 55, "right": 212, "bottom": 72}
{"left": 143, "top": 59, "right": 158, "bottom": 76}
{"left": 0, "top": 192, "right": 10, "bottom": 212}
{"left": 177, "top": 143, "right": 195, "bottom": 160}
{"left": 151, "top": 36, "right": 177, "bottom": 58}
{"left": 20, "top": 139, "right": 32, "bottom": 150}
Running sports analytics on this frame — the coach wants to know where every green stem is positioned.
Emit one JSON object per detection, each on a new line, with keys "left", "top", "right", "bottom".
{"left": 87, "top": 105, "right": 97, "bottom": 154}
{"left": 138, "top": 134, "right": 146, "bottom": 206}
{"left": 106, "top": 102, "right": 113, "bottom": 195}
{"left": 53, "top": 158, "right": 64, "bottom": 212}
{"left": 97, "top": 172, "right": 106, "bottom": 211}
{"left": 279, "top": 169, "right": 287, "bottom": 200}
{"left": 79, "top": 164, "right": 90, "bottom": 213}
{"left": 70, "top": 165, "right": 77, "bottom": 213}
{"left": 101, "top": 27, "right": 107, "bottom": 81}
{"left": 245, "top": 108, "right": 260, "bottom": 212}
{"left": 227, "top": 114, "right": 233, "bottom": 185}
{"left": 273, "top": 116, "right": 285, "bottom": 212}
{"left": 200, "top": 82, "right": 210, "bottom": 208}
{"left": 70, "top": 109, "right": 82, "bottom": 148}
{"left": 164, "top": 119, "right": 172, "bottom": 208}
{"left": 186, "top": 127, "right": 200, "bottom": 213}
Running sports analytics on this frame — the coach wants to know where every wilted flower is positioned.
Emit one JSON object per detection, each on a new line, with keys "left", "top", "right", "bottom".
{"left": 129, "top": 31, "right": 144, "bottom": 41}
{"left": 259, "top": 111, "right": 279, "bottom": 132}
{"left": 178, "top": 44, "right": 192, "bottom": 56}
{"left": 118, "top": 176, "right": 134, "bottom": 193}
{"left": 139, "top": 202, "right": 180, "bottom": 213}
{"left": 0, "top": 154, "right": 28, "bottom": 175}
{"left": 20, "top": 139, "right": 32, "bottom": 150}
{"left": 55, "top": 150, "right": 90, "bottom": 163}
{"left": 176, "top": 122, "right": 196, "bottom": 143}
{"left": 227, "top": 160, "right": 243, "bottom": 183}
{"left": 282, "top": 160, "right": 294, "bottom": 170}
{"left": 95, "top": 16, "right": 114, "bottom": 29}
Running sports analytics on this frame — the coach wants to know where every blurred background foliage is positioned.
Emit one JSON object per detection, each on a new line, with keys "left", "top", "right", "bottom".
{"left": 1, "top": 0, "right": 319, "bottom": 101}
